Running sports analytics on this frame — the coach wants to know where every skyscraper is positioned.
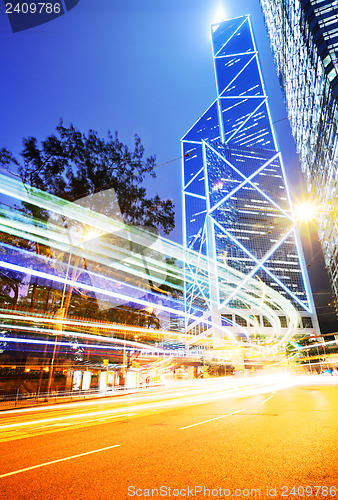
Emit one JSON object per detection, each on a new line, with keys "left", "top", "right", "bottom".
{"left": 260, "top": 0, "right": 338, "bottom": 315}
{"left": 181, "top": 15, "right": 320, "bottom": 340}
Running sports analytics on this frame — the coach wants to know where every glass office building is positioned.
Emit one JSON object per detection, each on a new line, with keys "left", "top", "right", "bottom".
{"left": 260, "top": 0, "right": 338, "bottom": 314}
{"left": 181, "top": 16, "right": 320, "bottom": 338}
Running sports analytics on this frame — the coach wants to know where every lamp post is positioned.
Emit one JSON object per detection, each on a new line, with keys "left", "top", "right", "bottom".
{"left": 294, "top": 200, "right": 338, "bottom": 229}
{"left": 46, "top": 226, "right": 103, "bottom": 397}
{"left": 46, "top": 251, "right": 72, "bottom": 397}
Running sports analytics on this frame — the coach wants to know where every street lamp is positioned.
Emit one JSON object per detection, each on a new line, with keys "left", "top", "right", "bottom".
{"left": 295, "top": 198, "right": 338, "bottom": 320}
{"left": 294, "top": 199, "right": 338, "bottom": 227}
{"left": 46, "top": 252, "right": 71, "bottom": 397}
{"left": 294, "top": 200, "right": 319, "bottom": 223}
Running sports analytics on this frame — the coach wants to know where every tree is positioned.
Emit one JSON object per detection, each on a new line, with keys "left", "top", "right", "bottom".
{"left": 0, "top": 234, "right": 32, "bottom": 310}
{"left": 0, "top": 123, "right": 175, "bottom": 318}
{"left": 285, "top": 335, "right": 326, "bottom": 369}
{"left": 1, "top": 121, "right": 175, "bottom": 234}
{"left": 99, "top": 305, "right": 160, "bottom": 333}
{"left": 204, "top": 356, "right": 234, "bottom": 377}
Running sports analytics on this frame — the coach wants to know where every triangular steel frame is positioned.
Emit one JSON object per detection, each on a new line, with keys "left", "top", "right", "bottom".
{"left": 182, "top": 15, "right": 318, "bottom": 330}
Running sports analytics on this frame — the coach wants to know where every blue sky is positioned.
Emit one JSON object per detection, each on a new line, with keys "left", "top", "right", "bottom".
{"left": 0, "top": 0, "right": 300, "bottom": 238}
{"left": 0, "top": 0, "right": 336, "bottom": 330}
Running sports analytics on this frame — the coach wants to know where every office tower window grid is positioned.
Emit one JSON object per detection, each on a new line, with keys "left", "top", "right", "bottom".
{"left": 260, "top": 0, "right": 338, "bottom": 313}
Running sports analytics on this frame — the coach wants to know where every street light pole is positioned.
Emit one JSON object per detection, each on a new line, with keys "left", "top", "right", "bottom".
{"left": 45, "top": 224, "right": 101, "bottom": 397}
{"left": 46, "top": 251, "right": 72, "bottom": 397}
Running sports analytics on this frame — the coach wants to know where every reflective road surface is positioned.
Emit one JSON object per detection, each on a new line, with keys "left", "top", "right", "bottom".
{"left": 0, "top": 375, "right": 337, "bottom": 499}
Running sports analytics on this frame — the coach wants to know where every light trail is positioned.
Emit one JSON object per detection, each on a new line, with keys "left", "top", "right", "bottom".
{"left": 0, "top": 412, "right": 136, "bottom": 430}
{"left": 0, "top": 378, "right": 258, "bottom": 415}
{"left": 0, "top": 376, "right": 298, "bottom": 444}
{"left": 0, "top": 336, "right": 161, "bottom": 354}
{"left": 0, "top": 323, "right": 163, "bottom": 351}
{"left": 0, "top": 311, "right": 197, "bottom": 343}
{"left": 0, "top": 375, "right": 296, "bottom": 422}
{"left": 0, "top": 171, "right": 303, "bottom": 356}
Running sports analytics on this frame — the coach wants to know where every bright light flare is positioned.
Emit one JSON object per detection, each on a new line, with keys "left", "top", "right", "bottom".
{"left": 212, "top": 2, "right": 226, "bottom": 24}
{"left": 294, "top": 201, "right": 318, "bottom": 222}
{"left": 82, "top": 227, "right": 105, "bottom": 242}
{"left": 213, "top": 180, "right": 223, "bottom": 191}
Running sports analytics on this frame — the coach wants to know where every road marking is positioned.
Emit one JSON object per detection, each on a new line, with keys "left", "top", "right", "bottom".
{"left": 262, "top": 395, "right": 274, "bottom": 404}
{"left": 0, "top": 412, "right": 136, "bottom": 430}
{"left": 179, "top": 408, "right": 247, "bottom": 430}
{"left": 0, "top": 444, "right": 120, "bottom": 479}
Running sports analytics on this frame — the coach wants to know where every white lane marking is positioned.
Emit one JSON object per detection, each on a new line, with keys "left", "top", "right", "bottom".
{"left": 262, "top": 394, "right": 274, "bottom": 404}
{"left": 0, "top": 444, "right": 120, "bottom": 479}
{"left": 180, "top": 408, "right": 247, "bottom": 430}
{"left": 0, "top": 412, "right": 136, "bottom": 430}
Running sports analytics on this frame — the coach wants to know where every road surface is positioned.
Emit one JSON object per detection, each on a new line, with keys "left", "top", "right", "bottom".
{"left": 0, "top": 375, "right": 337, "bottom": 499}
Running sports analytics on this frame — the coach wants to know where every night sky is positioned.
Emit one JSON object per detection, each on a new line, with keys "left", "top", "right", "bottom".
{"left": 0, "top": 0, "right": 337, "bottom": 332}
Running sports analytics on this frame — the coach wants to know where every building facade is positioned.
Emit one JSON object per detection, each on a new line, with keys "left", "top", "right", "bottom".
{"left": 260, "top": 0, "right": 338, "bottom": 314}
{"left": 181, "top": 16, "right": 320, "bottom": 342}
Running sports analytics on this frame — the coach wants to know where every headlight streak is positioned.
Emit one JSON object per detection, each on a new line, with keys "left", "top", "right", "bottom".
{"left": 0, "top": 170, "right": 304, "bottom": 354}
{"left": 0, "top": 376, "right": 296, "bottom": 431}
{"left": 0, "top": 375, "right": 296, "bottom": 416}
{"left": 0, "top": 258, "right": 235, "bottom": 342}
{"left": 0, "top": 238, "right": 294, "bottom": 346}
{"left": 0, "top": 311, "right": 197, "bottom": 343}
{"left": 0, "top": 336, "right": 161, "bottom": 354}
{"left": 0, "top": 334, "right": 203, "bottom": 359}
{"left": 259, "top": 352, "right": 299, "bottom": 366}
{"left": 0, "top": 323, "right": 162, "bottom": 351}
{"left": 0, "top": 412, "right": 137, "bottom": 429}
{"left": 0, "top": 319, "right": 301, "bottom": 360}
{"left": 0, "top": 309, "right": 295, "bottom": 354}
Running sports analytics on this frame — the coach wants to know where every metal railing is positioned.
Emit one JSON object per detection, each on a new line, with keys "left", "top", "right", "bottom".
{"left": 0, "top": 385, "right": 152, "bottom": 410}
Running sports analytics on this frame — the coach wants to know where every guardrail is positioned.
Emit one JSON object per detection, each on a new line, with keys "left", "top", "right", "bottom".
{"left": 0, "top": 385, "right": 152, "bottom": 410}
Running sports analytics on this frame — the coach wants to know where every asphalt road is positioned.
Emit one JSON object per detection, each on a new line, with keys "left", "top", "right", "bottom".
{"left": 0, "top": 375, "right": 337, "bottom": 500}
